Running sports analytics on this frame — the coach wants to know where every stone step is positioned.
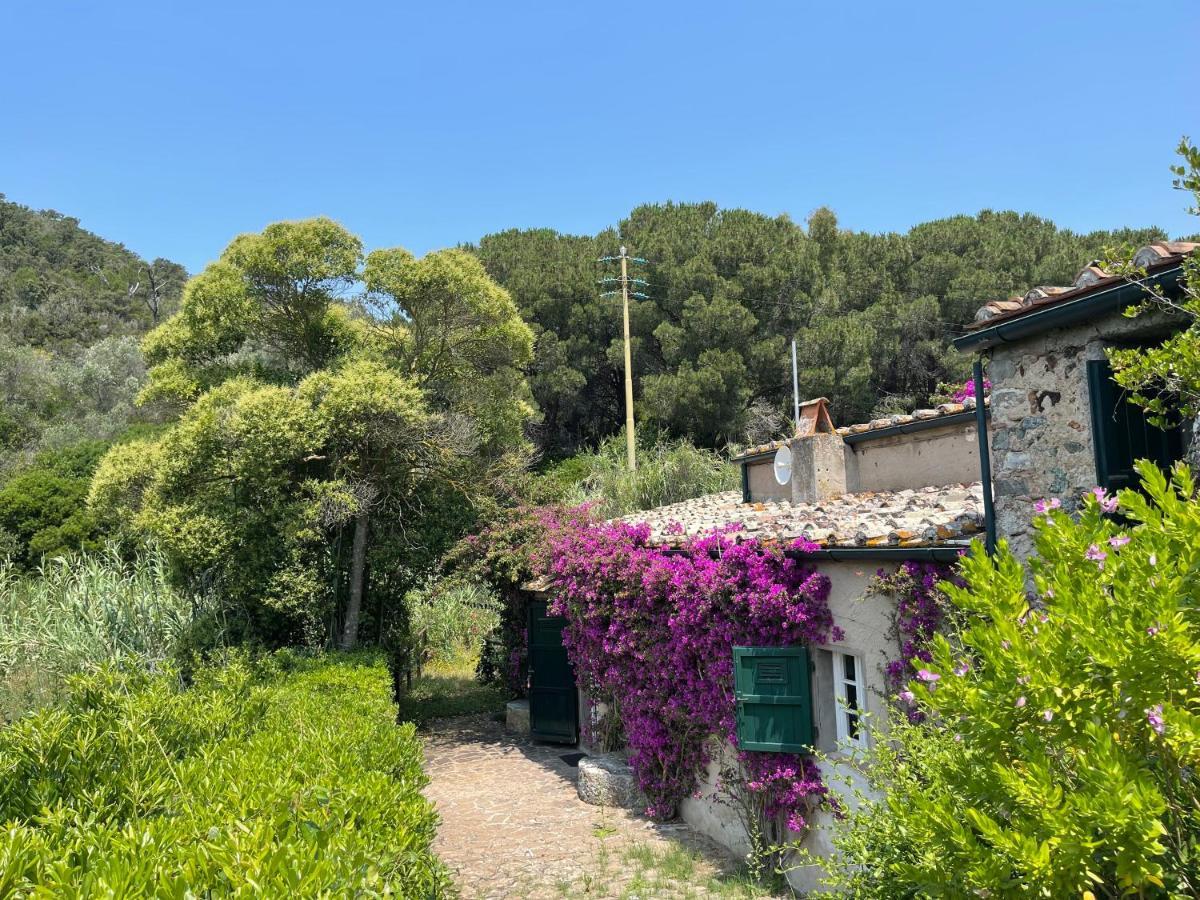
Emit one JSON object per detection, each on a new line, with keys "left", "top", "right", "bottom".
{"left": 505, "top": 699, "right": 530, "bottom": 735}
{"left": 576, "top": 753, "right": 645, "bottom": 811}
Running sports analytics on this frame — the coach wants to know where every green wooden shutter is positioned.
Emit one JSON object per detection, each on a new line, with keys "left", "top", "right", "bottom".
{"left": 1088, "top": 359, "right": 1184, "bottom": 491}
{"left": 733, "top": 646, "right": 813, "bottom": 753}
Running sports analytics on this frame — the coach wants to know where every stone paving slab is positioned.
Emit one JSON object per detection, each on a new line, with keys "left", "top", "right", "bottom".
{"left": 422, "top": 714, "right": 750, "bottom": 899}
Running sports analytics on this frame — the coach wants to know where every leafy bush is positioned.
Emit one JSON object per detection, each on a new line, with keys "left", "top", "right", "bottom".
{"left": 0, "top": 652, "right": 451, "bottom": 896}
{"left": 823, "top": 461, "right": 1200, "bottom": 897}
{"left": 548, "top": 431, "right": 739, "bottom": 518}
{"left": 0, "top": 546, "right": 196, "bottom": 719}
{"left": 407, "top": 576, "right": 501, "bottom": 664}
{"left": 0, "top": 439, "right": 109, "bottom": 566}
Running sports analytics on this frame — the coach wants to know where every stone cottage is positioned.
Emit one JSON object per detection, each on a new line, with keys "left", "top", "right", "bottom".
{"left": 516, "top": 398, "right": 990, "bottom": 892}
{"left": 955, "top": 241, "right": 1198, "bottom": 558}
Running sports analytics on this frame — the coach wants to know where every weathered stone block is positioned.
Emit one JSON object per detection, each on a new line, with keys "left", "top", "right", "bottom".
{"left": 577, "top": 753, "right": 646, "bottom": 810}
{"left": 506, "top": 699, "right": 530, "bottom": 735}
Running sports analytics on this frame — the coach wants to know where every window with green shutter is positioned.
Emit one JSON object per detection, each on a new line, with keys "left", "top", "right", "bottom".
{"left": 733, "top": 646, "right": 814, "bottom": 753}
{"left": 1087, "top": 359, "right": 1183, "bottom": 492}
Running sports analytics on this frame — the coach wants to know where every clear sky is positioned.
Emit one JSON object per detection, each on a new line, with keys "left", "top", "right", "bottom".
{"left": 2, "top": 1, "right": 1197, "bottom": 274}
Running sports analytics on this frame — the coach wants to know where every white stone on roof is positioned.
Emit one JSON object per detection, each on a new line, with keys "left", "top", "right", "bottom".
{"left": 618, "top": 483, "right": 985, "bottom": 549}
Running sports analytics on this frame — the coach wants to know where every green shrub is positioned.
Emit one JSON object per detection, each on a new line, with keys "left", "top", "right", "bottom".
{"left": 0, "top": 546, "right": 197, "bottom": 719}
{"left": 822, "top": 461, "right": 1200, "bottom": 897}
{"left": 407, "top": 576, "right": 501, "bottom": 664}
{"left": 0, "top": 651, "right": 451, "bottom": 896}
{"left": 548, "top": 431, "right": 739, "bottom": 518}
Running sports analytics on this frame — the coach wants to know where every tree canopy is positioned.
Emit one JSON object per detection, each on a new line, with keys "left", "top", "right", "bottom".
{"left": 89, "top": 219, "right": 535, "bottom": 648}
{"left": 473, "top": 205, "right": 1168, "bottom": 453}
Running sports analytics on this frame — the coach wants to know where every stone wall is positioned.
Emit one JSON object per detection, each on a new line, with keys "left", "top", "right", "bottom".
{"left": 985, "top": 310, "right": 1180, "bottom": 559}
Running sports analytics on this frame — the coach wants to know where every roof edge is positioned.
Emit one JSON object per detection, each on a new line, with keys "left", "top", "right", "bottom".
{"left": 954, "top": 265, "right": 1185, "bottom": 353}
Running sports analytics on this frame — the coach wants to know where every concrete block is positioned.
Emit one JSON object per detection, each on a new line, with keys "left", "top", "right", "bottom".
{"left": 506, "top": 699, "right": 530, "bottom": 736}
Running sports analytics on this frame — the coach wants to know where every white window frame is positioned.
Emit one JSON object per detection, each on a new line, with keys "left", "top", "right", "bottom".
{"left": 832, "top": 650, "right": 868, "bottom": 749}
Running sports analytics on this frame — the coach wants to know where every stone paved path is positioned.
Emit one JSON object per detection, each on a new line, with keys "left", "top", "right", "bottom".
{"left": 422, "top": 714, "right": 754, "bottom": 899}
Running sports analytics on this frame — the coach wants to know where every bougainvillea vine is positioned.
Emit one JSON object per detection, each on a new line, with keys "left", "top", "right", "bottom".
{"left": 542, "top": 517, "right": 840, "bottom": 831}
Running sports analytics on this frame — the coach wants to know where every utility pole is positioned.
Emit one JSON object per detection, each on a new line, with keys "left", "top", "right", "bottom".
{"left": 599, "top": 246, "right": 649, "bottom": 471}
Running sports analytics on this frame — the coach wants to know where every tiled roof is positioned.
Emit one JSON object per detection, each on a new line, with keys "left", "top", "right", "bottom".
{"left": 970, "top": 241, "right": 1198, "bottom": 328}
{"left": 733, "top": 396, "right": 987, "bottom": 461}
{"left": 617, "top": 483, "right": 985, "bottom": 549}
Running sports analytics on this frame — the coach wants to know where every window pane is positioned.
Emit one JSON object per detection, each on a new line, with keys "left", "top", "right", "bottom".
{"left": 845, "top": 682, "right": 858, "bottom": 710}
{"left": 842, "top": 653, "right": 856, "bottom": 682}
{"left": 846, "top": 712, "right": 859, "bottom": 739}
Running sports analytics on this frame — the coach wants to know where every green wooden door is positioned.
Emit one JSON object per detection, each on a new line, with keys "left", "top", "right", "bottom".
{"left": 528, "top": 599, "right": 578, "bottom": 744}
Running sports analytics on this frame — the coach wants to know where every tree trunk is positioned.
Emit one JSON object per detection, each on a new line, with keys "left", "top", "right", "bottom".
{"left": 340, "top": 511, "right": 370, "bottom": 649}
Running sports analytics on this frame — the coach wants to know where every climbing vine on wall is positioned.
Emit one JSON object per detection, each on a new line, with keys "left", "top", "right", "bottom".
{"left": 543, "top": 520, "right": 841, "bottom": 834}
{"left": 873, "top": 560, "right": 962, "bottom": 719}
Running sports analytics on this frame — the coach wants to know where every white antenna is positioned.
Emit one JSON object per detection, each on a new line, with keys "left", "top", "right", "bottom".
{"left": 791, "top": 338, "right": 801, "bottom": 434}
{"left": 773, "top": 444, "right": 793, "bottom": 486}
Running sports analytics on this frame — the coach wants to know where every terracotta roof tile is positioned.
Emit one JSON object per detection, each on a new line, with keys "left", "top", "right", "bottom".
{"left": 616, "top": 483, "right": 985, "bottom": 549}
{"left": 971, "top": 241, "right": 1198, "bottom": 328}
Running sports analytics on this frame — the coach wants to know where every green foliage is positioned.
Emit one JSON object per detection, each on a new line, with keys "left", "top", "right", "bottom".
{"left": 406, "top": 576, "right": 501, "bottom": 664}
{"left": 0, "top": 547, "right": 196, "bottom": 720}
{"left": 0, "top": 195, "right": 185, "bottom": 350}
{"left": 475, "top": 205, "right": 1166, "bottom": 453}
{"left": 1110, "top": 138, "right": 1200, "bottom": 425}
{"left": 0, "top": 440, "right": 110, "bottom": 566}
{"left": 0, "top": 651, "right": 451, "bottom": 895}
{"left": 547, "top": 431, "right": 740, "bottom": 518}
{"left": 394, "top": 650, "right": 507, "bottom": 728}
{"left": 823, "top": 462, "right": 1200, "bottom": 897}
{"left": 94, "top": 219, "right": 537, "bottom": 651}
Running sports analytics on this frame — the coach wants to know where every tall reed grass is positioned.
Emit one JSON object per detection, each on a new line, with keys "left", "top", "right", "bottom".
{"left": 557, "top": 431, "right": 740, "bottom": 518}
{"left": 0, "top": 546, "right": 196, "bottom": 719}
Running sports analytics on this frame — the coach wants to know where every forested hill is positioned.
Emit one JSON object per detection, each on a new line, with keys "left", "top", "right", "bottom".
{"left": 0, "top": 194, "right": 186, "bottom": 350}
{"left": 0, "top": 195, "right": 186, "bottom": 472}
{"left": 473, "top": 205, "right": 1169, "bottom": 456}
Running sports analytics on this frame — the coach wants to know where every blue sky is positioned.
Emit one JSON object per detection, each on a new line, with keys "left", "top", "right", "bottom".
{"left": 2, "top": 1, "right": 1197, "bottom": 274}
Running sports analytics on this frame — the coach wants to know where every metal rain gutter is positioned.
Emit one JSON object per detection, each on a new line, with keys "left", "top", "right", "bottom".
{"left": 973, "top": 360, "right": 997, "bottom": 555}
{"left": 953, "top": 266, "right": 1184, "bottom": 353}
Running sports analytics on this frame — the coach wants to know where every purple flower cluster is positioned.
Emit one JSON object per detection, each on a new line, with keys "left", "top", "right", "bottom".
{"left": 875, "top": 561, "right": 958, "bottom": 720}
{"left": 952, "top": 377, "right": 991, "bottom": 403}
{"left": 542, "top": 520, "right": 837, "bottom": 822}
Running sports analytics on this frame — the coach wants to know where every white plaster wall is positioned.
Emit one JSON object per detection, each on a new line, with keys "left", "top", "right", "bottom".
{"left": 678, "top": 563, "right": 902, "bottom": 891}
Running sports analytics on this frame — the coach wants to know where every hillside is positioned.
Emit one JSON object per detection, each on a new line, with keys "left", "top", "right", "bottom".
{"left": 0, "top": 194, "right": 186, "bottom": 350}
{"left": 0, "top": 195, "right": 186, "bottom": 466}
{"left": 473, "top": 205, "right": 1170, "bottom": 455}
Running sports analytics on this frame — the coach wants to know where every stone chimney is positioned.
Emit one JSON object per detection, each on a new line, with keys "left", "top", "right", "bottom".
{"left": 789, "top": 398, "right": 846, "bottom": 504}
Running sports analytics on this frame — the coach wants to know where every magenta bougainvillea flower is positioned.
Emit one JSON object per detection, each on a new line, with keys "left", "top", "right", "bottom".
{"left": 1091, "top": 487, "right": 1120, "bottom": 514}
{"left": 543, "top": 519, "right": 837, "bottom": 823}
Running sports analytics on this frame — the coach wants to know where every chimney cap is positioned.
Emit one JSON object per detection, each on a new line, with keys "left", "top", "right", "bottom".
{"left": 796, "top": 398, "right": 836, "bottom": 438}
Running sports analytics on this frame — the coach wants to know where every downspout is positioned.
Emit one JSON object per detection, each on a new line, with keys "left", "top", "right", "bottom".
{"left": 973, "top": 359, "right": 997, "bottom": 555}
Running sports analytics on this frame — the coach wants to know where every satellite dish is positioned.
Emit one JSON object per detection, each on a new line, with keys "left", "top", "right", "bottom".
{"left": 773, "top": 444, "right": 792, "bottom": 486}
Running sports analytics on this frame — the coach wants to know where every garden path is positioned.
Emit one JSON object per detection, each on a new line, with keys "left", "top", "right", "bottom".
{"left": 423, "top": 714, "right": 775, "bottom": 899}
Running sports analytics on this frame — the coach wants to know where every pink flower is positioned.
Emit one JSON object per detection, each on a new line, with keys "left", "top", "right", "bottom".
{"left": 1015, "top": 696, "right": 1026, "bottom": 708}
{"left": 1000, "top": 639, "right": 1011, "bottom": 650}
{"left": 899, "top": 690, "right": 916, "bottom": 704}
{"left": 1146, "top": 704, "right": 1165, "bottom": 735}
{"left": 916, "top": 669, "right": 941, "bottom": 683}
{"left": 1108, "top": 534, "right": 1130, "bottom": 549}
{"left": 1085, "top": 544, "right": 1107, "bottom": 568}
{"left": 953, "top": 662, "right": 970, "bottom": 677}
{"left": 953, "top": 733, "right": 963, "bottom": 742}
{"left": 1147, "top": 623, "right": 1160, "bottom": 637}
{"left": 1092, "top": 487, "right": 1120, "bottom": 514}
{"left": 1034, "top": 497, "right": 1062, "bottom": 514}
{"left": 1042, "top": 709, "right": 1054, "bottom": 722}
